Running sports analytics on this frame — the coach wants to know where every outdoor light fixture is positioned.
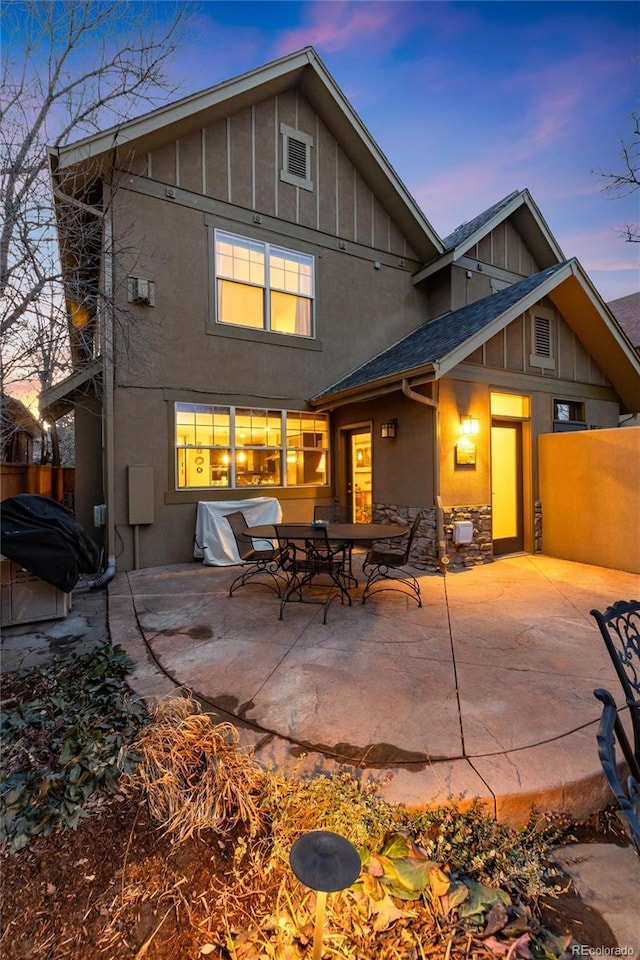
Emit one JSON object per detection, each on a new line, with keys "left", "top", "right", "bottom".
{"left": 380, "top": 418, "right": 397, "bottom": 439}
{"left": 461, "top": 415, "right": 480, "bottom": 436}
{"left": 289, "top": 830, "right": 361, "bottom": 960}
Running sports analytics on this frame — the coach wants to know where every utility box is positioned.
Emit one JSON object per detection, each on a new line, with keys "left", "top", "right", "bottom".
{"left": 452, "top": 520, "right": 474, "bottom": 545}
{"left": 128, "top": 465, "right": 154, "bottom": 525}
{"left": 1, "top": 557, "right": 71, "bottom": 628}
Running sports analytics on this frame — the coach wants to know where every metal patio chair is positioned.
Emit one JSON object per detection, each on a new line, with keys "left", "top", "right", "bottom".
{"left": 361, "top": 512, "right": 423, "bottom": 607}
{"left": 590, "top": 600, "right": 640, "bottom": 760}
{"left": 275, "top": 523, "right": 351, "bottom": 624}
{"left": 226, "top": 511, "right": 288, "bottom": 598}
{"left": 593, "top": 688, "right": 640, "bottom": 855}
{"left": 313, "top": 503, "right": 357, "bottom": 585}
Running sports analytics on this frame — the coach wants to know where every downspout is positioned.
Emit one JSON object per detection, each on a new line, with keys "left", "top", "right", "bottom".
{"left": 401, "top": 379, "right": 449, "bottom": 574}
{"left": 101, "top": 187, "right": 117, "bottom": 587}
{"left": 54, "top": 183, "right": 117, "bottom": 589}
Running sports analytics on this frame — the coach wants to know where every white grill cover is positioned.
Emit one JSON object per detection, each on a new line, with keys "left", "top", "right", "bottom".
{"left": 194, "top": 497, "right": 282, "bottom": 565}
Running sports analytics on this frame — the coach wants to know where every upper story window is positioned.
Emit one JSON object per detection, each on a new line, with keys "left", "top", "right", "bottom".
{"left": 280, "top": 123, "right": 314, "bottom": 191}
{"left": 215, "top": 230, "right": 314, "bottom": 338}
{"left": 175, "top": 403, "right": 329, "bottom": 490}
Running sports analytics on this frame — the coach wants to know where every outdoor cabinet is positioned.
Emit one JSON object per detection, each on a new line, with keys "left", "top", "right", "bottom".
{"left": 1, "top": 557, "right": 71, "bottom": 627}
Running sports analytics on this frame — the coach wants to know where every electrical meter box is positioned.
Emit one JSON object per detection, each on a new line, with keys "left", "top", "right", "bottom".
{"left": 1, "top": 558, "right": 71, "bottom": 628}
{"left": 452, "top": 520, "right": 474, "bottom": 545}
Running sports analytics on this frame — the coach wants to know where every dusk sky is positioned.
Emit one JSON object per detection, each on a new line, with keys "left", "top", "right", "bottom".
{"left": 152, "top": 0, "right": 640, "bottom": 303}
{"left": 7, "top": 0, "right": 639, "bottom": 303}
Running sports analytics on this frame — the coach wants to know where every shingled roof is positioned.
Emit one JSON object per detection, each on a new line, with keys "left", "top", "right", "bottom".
{"left": 442, "top": 191, "right": 520, "bottom": 251}
{"left": 313, "top": 262, "right": 569, "bottom": 401}
{"left": 607, "top": 292, "right": 640, "bottom": 349}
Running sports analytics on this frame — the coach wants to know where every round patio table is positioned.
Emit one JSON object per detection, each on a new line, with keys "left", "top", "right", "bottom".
{"left": 245, "top": 522, "right": 405, "bottom": 543}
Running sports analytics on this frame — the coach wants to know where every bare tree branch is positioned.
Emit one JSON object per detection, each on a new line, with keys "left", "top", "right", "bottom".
{"left": 0, "top": 0, "right": 196, "bottom": 421}
{"left": 595, "top": 111, "right": 640, "bottom": 243}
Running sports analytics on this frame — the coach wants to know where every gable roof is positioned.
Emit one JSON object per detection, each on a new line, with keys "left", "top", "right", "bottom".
{"left": 312, "top": 258, "right": 640, "bottom": 412}
{"left": 441, "top": 191, "right": 522, "bottom": 250}
{"left": 1, "top": 392, "right": 41, "bottom": 439}
{"left": 49, "top": 47, "right": 443, "bottom": 263}
{"left": 413, "top": 188, "right": 565, "bottom": 284}
{"left": 607, "top": 292, "right": 640, "bottom": 349}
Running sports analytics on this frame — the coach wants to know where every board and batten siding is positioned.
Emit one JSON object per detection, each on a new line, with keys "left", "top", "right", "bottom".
{"left": 133, "top": 90, "right": 417, "bottom": 261}
{"left": 463, "top": 307, "right": 611, "bottom": 387}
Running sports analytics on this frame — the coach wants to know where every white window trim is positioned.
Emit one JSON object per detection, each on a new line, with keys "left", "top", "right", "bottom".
{"left": 280, "top": 123, "right": 314, "bottom": 191}
{"left": 174, "top": 403, "right": 329, "bottom": 491}
{"left": 214, "top": 229, "right": 315, "bottom": 339}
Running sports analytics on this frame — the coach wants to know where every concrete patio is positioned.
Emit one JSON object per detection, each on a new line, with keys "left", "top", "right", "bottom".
{"left": 108, "top": 552, "right": 639, "bottom": 826}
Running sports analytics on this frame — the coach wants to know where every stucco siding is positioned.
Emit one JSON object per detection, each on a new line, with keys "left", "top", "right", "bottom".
{"left": 466, "top": 219, "right": 539, "bottom": 277}
{"left": 539, "top": 427, "right": 640, "bottom": 574}
{"left": 111, "top": 188, "right": 428, "bottom": 401}
{"left": 463, "top": 304, "right": 614, "bottom": 391}
{"left": 142, "top": 91, "right": 417, "bottom": 259}
{"left": 334, "top": 395, "right": 435, "bottom": 508}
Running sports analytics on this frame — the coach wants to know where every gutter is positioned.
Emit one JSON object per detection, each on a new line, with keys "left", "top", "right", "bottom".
{"left": 401, "top": 379, "right": 449, "bottom": 574}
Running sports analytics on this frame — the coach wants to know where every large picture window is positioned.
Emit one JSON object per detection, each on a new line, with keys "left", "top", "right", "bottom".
{"left": 175, "top": 403, "right": 328, "bottom": 490}
{"left": 215, "top": 230, "right": 314, "bottom": 337}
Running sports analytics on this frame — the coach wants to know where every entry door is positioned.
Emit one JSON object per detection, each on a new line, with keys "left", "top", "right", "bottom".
{"left": 491, "top": 420, "right": 523, "bottom": 555}
{"left": 346, "top": 428, "right": 372, "bottom": 523}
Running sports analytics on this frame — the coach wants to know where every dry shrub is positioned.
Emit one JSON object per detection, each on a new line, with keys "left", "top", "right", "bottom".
{"left": 114, "top": 696, "right": 565, "bottom": 960}
{"left": 121, "top": 695, "right": 271, "bottom": 842}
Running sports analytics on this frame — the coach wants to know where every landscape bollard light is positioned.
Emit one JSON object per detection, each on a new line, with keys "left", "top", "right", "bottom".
{"left": 289, "top": 830, "right": 361, "bottom": 960}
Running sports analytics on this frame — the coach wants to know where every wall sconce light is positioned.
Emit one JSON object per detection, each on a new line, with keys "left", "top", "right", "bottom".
{"left": 380, "top": 418, "right": 398, "bottom": 439}
{"left": 461, "top": 415, "right": 480, "bottom": 436}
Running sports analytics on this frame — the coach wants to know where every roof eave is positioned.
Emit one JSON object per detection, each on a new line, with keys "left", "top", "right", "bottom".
{"left": 310, "top": 364, "right": 438, "bottom": 410}
{"left": 413, "top": 188, "right": 565, "bottom": 284}
{"left": 546, "top": 262, "right": 640, "bottom": 412}
{"left": 39, "top": 358, "right": 102, "bottom": 421}
{"left": 50, "top": 48, "right": 443, "bottom": 263}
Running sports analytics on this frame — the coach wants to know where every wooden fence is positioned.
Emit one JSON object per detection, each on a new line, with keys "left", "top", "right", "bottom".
{"left": 1, "top": 464, "right": 75, "bottom": 509}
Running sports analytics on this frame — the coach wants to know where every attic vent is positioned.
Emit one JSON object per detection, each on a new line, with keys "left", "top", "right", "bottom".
{"left": 280, "top": 123, "right": 313, "bottom": 192}
{"left": 534, "top": 315, "right": 551, "bottom": 356}
{"left": 529, "top": 309, "right": 555, "bottom": 369}
{"left": 287, "top": 136, "right": 307, "bottom": 179}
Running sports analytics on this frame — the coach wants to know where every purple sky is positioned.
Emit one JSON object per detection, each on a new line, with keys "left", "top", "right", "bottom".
{"left": 8, "top": 0, "right": 639, "bottom": 301}
{"left": 160, "top": 0, "right": 638, "bottom": 301}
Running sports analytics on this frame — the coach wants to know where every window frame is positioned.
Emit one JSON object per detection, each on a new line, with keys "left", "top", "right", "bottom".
{"left": 174, "top": 402, "right": 330, "bottom": 492}
{"left": 552, "top": 398, "right": 587, "bottom": 432}
{"left": 214, "top": 229, "right": 315, "bottom": 339}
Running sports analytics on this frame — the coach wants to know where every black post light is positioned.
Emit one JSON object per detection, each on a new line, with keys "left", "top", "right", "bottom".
{"left": 289, "top": 830, "right": 361, "bottom": 959}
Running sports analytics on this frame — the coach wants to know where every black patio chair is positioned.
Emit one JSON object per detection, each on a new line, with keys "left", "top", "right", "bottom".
{"left": 593, "top": 688, "right": 640, "bottom": 855}
{"left": 590, "top": 600, "right": 640, "bottom": 759}
{"left": 313, "top": 503, "right": 357, "bottom": 585}
{"left": 275, "top": 523, "right": 351, "bottom": 624}
{"left": 361, "top": 512, "right": 423, "bottom": 607}
{"left": 226, "top": 511, "right": 288, "bottom": 598}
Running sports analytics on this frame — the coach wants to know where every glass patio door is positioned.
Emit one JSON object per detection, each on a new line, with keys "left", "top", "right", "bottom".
{"left": 346, "top": 428, "right": 372, "bottom": 522}
{"left": 491, "top": 420, "right": 523, "bottom": 554}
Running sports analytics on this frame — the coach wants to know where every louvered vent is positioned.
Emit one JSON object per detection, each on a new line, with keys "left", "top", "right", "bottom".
{"left": 280, "top": 123, "right": 313, "bottom": 191}
{"left": 287, "top": 136, "right": 308, "bottom": 179}
{"left": 534, "top": 315, "right": 551, "bottom": 356}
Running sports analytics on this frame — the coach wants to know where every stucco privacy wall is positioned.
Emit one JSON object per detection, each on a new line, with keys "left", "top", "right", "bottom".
{"left": 539, "top": 426, "right": 640, "bottom": 574}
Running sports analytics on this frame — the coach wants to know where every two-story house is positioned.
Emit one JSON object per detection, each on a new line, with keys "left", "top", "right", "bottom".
{"left": 41, "top": 47, "right": 640, "bottom": 574}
